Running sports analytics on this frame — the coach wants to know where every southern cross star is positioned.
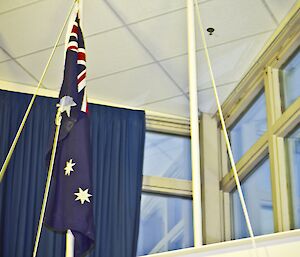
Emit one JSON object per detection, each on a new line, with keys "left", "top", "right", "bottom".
{"left": 74, "top": 188, "right": 92, "bottom": 204}
{"left": 64, "top": 159, "right": 76, "bottom": 176}
{"left": 57, "top": 96, "right": 77, "bottom": 117}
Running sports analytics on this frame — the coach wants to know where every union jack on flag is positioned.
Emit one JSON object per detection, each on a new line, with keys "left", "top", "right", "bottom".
{"left": 44, "top": 12, "right": 95, "bottom": 257}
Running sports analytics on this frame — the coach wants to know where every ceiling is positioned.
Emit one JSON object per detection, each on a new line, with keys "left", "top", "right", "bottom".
{"left": 0, "top": 0, "right": 297, "bottom": 117}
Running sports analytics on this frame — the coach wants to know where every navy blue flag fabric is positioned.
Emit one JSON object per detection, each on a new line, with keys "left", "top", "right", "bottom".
{"left": 44, "top": 13, "right": 94, "bottom": 257}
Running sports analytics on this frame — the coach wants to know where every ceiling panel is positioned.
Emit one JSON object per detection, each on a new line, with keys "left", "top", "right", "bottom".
{"left": 81, "top": 0, "right": 122, "bottom": 36}
{"left": 129, "top": 0, "right": 276, "bottom": 61}
{"left": 198, "top": 83, "right": 236, "bottom": 113}
{"left": 0, "top": 0, "right": 70, "bottom": 58}
{"left": 264, "top": 0, "right": 297, "bottom": 23}
{"left": 160, "top": 31, "right": 272, "bottom": 92}
{"left": 0, "top": 60, "right": 38, "bottom": 85}
{"left": 142, "top": 94, "right": 190, "bottom": 117}
{"left": 17, "top": 45, "right": 65, "bottom": 90}
{"left": 86, "top": 63, "right": 183, "bottom": 107}
{"left": 130, "top": 9, "right": 188, "bottom": 61}
{"left": 0, "top": 0, "right": 121, "bottom": 59}
{"left": 108, "top": 0, "right": 192, "bottom": 24}
{"left": 84, "top": 27, "right": 153, "bottom": 79}
{"left": 0, "top": 0, "right": 41, "bottom": 14}
{"left": 141, "top": 83, "right": 236, "bottom": 118}
{"left": 17, "top": 27, "right": 154, "bottom": 88}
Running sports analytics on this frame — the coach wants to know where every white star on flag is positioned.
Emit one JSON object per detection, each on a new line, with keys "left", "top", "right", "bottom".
{"left": 74, "top": 188, "right": 92, "bottom": 204}
{"left": 57, "top": 95, "right": 77, "bottom": 117}
{"left": 64, "top": 159, "right": 76, "bottom": 176}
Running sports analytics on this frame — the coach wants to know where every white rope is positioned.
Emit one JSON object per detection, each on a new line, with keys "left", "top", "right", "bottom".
{"left": 0, "top": 0, "right": 79, "bottom": 183}
{"left": 193, "top": 0, "right": 257, "bottom": 245}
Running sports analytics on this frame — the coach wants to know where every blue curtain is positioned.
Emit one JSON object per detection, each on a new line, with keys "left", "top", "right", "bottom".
{"left": 0, "top": 90, "right": 145, "bottom": 257}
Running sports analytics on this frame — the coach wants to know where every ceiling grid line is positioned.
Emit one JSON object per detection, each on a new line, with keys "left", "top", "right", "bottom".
{"left": 0, "top": 28, "right": 273, "bottom": 68}
{"left": 0, "top": 0, "right": 211, "bottom": 63}
{"left": 261, "top": 0, "right": 280, "bottom": 25}
{"left": 86, "top": 29, "right": 274, "bottom": 83}
{"left": 0, "top": 0, "right": 42, "bottom": 16}
{"left": 0, "top": 47, "right": 41, "bottom": 85}
{"left": 139, "top": 80, "right": 239, "bottom": 107}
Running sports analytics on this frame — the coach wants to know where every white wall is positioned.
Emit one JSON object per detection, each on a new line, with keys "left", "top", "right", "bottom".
{"left": 142, "top": 230, "right": 300, "bottom": 257}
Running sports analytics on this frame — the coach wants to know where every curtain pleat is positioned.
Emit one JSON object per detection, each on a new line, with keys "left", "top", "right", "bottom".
{"left": 0, "top": 90, "right": 145, "bottom": 257}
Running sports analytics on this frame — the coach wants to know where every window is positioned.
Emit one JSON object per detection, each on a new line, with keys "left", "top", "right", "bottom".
{"left": 139, "top": 131, "right": 193, "bottom": 255}
{"left": 229, "top": 91, "right": 267, "bottom": 162}
{"left": 143, "top": 132, "right": 192, "bottom": 180}
{"left": 231, "top": 158, "right": 274, "bottom": 239}
{"left": 137, "top": 194, "right": 193, "bottom": 255}
{"left": 286, "top": 126, "right": 300, "bottom": 228}
{"left": 216, "top": 15, "right": 299, "bottom": 245}
{"left": 279, "top": 48, "right": 300, "bottom": 110}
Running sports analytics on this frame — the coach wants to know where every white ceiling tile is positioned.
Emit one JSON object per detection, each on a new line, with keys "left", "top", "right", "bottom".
{"left": 86, "top": 28, "right": 153, "bottom": 78}
{"left": 198, "top": 83, "right": 236, "bottom": 114}
{"left": 86, "top": 64, "right": 183, "bottom": 107}
{"left": 197, "top": 0, "right": 276, "bottom": 48}
{"left": 0, "top": 60, "right": 38, "bottom": 85}
{"left": 142, "top": 94, "right": 190, "bottom": 118}
{"left": 0, "top": 0, "right": 41, "bottom": 14}
{"left": 129, "top": 0, "right": 276, "bottom": 60}
{"left": 17, "top": 27, "right": 154, "bottom": 88}
{"left": 264, "top": 0, "right": 297, "bottom": 23}
{"left": 130, "top": 9, "right": 188, "bottom": 60}
{"left": 108, "top": 0, "right": 184, "bottom": 24}
{"left": 17, "top": 45, "right": 65, "bottom": 90}
{"left": 81, "top": 0, "right": 122, "bottom": 36}
{"left": 0, "top": 0, "right": 121, "bottom": 58}
{"left": 0, "top": 0, "right": 70, "bottom": 57}
{"left": 161, "top": 31, "right": 272, "bottom": 92}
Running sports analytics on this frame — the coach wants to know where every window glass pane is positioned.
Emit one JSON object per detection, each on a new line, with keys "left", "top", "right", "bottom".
{"left": 143, "top": 132, "right": 192, "bottom": 180}
{"left": 229, "top": 92, "right": 267, "bottom": 162}
{"left": 279, "top": 48, "right": 300, "bottom": 109}
{"left": 286, "top": 126, "right": 300, "bottom": 228}
{"left": 137, "top": 194, "right": 193, "bottom": 255}
{"left": 231, "top": 158, "right": 274, "bottom": 239}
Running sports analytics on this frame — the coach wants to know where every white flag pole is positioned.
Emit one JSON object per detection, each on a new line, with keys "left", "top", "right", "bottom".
{"left": 65, "top": 230, "right": 75, "bottom": 257}
{"left": 186, "top": 0, "right": 203, "bottom": 247}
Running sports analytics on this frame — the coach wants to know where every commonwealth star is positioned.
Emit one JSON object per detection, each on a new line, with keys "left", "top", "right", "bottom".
{"left": 74, "top": 188, "right": 92, "bottom": 204}
{"left": 64, "top": 159, "right": 76, "bottom": 176}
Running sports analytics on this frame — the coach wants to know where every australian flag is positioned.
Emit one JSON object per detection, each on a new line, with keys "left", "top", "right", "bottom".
{"left": 44, "top": 13, "right": 94, "bottom": 257}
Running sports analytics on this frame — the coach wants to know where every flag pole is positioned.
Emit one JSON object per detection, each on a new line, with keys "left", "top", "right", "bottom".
{"left": 186, "top": 0, "right": 203, "bottom": 247}
{"left": 32, "top": 107, "right": 62, "bottom": 257}
{"left": 0, "top": 0, "right": 78, "bottom": 183}
{"left": 66, "top": 230, "right": 75, "bottom": 257}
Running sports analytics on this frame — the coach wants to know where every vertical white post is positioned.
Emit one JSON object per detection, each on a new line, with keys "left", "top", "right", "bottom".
{"left": 65, "top": 230, "right": 75, "bottom": 257}
{"left": 186, "top": 0, "right": 203, "bottom": 247}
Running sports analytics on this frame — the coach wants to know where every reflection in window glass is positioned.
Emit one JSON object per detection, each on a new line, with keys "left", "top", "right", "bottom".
{"left": 286, "top": 126, "right": 300, "bottom": 228}
{"left": 231, "top": 158, "right": 274, "bottom": 239}
{"left": 229, "top": 92, "right": 267, "bottom": 162}
{"left": 137, "top": 194, "right": 193, "bottom": 256}
{"left": 143, "top": 132, "right": 192, "bottom": 180}
{"left": 279, "top": 48, "right": 300, "bottom": 109}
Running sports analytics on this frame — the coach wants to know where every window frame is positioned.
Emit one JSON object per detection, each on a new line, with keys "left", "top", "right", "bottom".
{"left": 219, "top": 30, "right": 300, "bottom": 239}
{"left": 139, "top": 117, "right": 193, "bottom": 256}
